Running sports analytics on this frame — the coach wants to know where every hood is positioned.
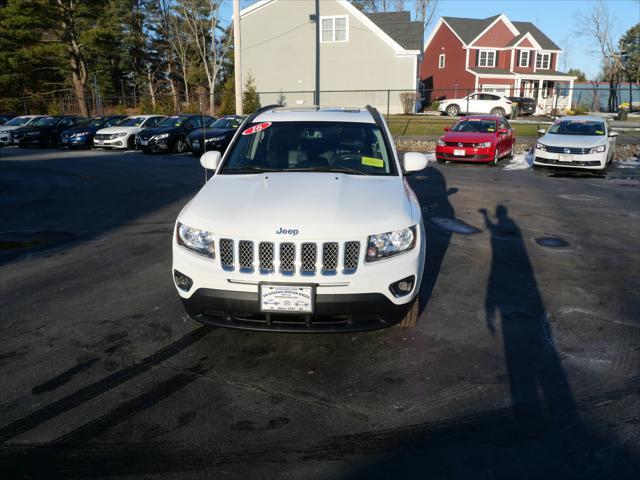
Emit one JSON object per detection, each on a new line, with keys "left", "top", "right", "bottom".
{"left": 139, "top": 126, "right": 182, "bottom": 139}
{"left": 188, "top": 127, "right": 234, "bottom": 140}
{"left": 540, "top": 134, "right": 607, "bottom": 148}
{"left": 96, "top": 125, "right": 142, "bottom": 134}
{"left": 178, "top": 173, "right": 415, "bottom": 240}
{"left": 62, "top": 124, "right": 100, "bottom": 135}
{"left": 442, "top": 131, "right": 497, "bottom": 144}
{"left": 0, "top": 125, "right": 26, "bottom": 132}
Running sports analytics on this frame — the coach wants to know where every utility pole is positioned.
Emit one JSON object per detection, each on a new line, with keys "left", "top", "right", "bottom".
{"left": 314, "top": 0, "right": 320, "bottom": 105}
{"left": 233, "top": 0, "right": 243, "bottom": 115}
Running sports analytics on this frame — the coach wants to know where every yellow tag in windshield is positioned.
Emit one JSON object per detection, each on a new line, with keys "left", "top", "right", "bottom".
{"left": 362, "top": 156, "right": 384, "bottom": 168}
{"left": 487, "top": 128, "right": 495, "bottom": 132}
{"left": 595, "top": 130, "right": 604, "bottom": 134}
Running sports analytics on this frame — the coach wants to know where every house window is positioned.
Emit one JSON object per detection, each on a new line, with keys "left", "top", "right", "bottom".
{"left": 321, "top": 15, "right": 348, "bottom": 43}
{"left": 478, "top": 50, "right": 496, "bottom": 67}
{"left": 438, "top": 53, "right": 445, "bottom": 69}
{"left": 536, "top": 52, "right": 551, "bottom": 69}
{"left": 519, "top": 50, "right": 530, "bottom": 68}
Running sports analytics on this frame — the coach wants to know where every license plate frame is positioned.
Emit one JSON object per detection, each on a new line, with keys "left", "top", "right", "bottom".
{"left": 558, "top": 154, "right": 573, "bottom": 162}
{"left": 453, "top": 149, "right": 465, "bottom": 156}
{"left": 259, "top": 283, "right": 315, "bottom": 314}
{"left": 140, "top": 140, "right": 148, "bottom": 146}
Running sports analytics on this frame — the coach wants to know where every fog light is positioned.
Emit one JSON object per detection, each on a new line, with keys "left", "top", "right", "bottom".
{"left": 174, "top": 270, "right": 193, "bottom": 292}
{"left": 389, "top": 276, "right": 415, "bottom": 297}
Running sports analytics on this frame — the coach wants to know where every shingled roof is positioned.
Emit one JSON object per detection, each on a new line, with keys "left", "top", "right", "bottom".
{"left": 442, "top": 15, "right": 561, "bottom": 50}
{"left": 366, "top": 11, "right": 424, "bottom": 51}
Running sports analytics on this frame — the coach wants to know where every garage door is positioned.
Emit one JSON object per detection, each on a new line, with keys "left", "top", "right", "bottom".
{"left": 481, "top": 85, "right": 511, "bottom": 95}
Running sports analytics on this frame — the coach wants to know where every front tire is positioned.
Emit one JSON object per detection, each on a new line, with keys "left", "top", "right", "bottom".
{"left": 491, "top": 148, "right": 499, "bottom": 166}
{"left": 445, "top": 104, "right": 460, "bottom": 117}
{"left": 398, "top": 298, "right": 419, "bottom": 328}
{"left": 172, "top": 138, "right": 187, "bottom": 154}
{"left": 490, "top": 107, "right": 505, "bottom": 117}
{"left": 509, "top": 143, "right": 516, "bottom": 158}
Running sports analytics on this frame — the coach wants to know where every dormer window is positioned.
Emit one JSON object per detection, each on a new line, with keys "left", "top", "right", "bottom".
{"left": 478, "top": 50, "right": 496, "bottom": 67}
{"left": 536, "top": 52, "right": 551, "bottom": 69}
{"left": 519, "top": 50, "right": 530, "bottom": 68}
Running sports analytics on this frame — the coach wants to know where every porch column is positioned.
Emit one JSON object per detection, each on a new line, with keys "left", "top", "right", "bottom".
{"left": 537, "top": 79, "right": 544, "bottom": 114}
{"left": 567, "top": 79, "right": 575, "bottom": 110}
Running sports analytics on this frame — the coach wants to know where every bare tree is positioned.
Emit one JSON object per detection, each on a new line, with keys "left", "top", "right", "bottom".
{"left": 166, "top": 12, "right": 192, "bottom": 105}
{"left": 145, "top": 63, "right": 158, "bottom": 110}
{"left": 415, "top": 0, "right": 439, "bottom": 33}
{"left": 576, "top": 1, "right": 624, "bottom": 111}
{"left": 178, "top": 0, "right": 222, "bottom": 115}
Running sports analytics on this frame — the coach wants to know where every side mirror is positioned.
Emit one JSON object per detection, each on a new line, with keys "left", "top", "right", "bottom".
{"left": 608, "top": 131, "right": 619, "bottom": 138}
{"left": 403, "top": 152, "right": 428, "bottom": 173}
{"left": 537, "top": 128, "right": 546, "bottom": 135}
{"left": 443, "top": 126, "right": 450, "bottom": 132}
{"left": 200, "top": 150, "right": 222, "bottom": 170}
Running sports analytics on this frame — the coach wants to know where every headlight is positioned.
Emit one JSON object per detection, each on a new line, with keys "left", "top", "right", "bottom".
{"left": 111, "top": 132, "right": 127, "bottom": 138}
{"left": 0, "top": 130, "right": 9, "bottom": 135}
{"left": 176, "top": 222, "right": 215, "bottom": 258}
{"left": 73, "top": 131, "right": 90, "bottom": 137}
{"left": 154, "top": 133, "right": 170, "bottom": 140}
{"left": 474, "top": 141, "right": 492, "bottom": 148}
{"left": 535, "top": 142, "right": 546, "bottom": 151}
{"left": 206, "top": 136, "right": 225, "bottom": 142}
{"left": 589, "top": 145, "right": 606, "bottom": 153}
{"left": 366, "top": 226, "right": 416, "bottom": 262}
{"left": 437, "top": 138, "right": 446, "bottom": 146}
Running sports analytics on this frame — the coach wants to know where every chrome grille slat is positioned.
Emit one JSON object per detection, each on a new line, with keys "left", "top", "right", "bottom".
{"left": 300, "top": 243, "right": 317, "bottom": 275}
{"left": 322, "top": 242, "right": 339, "bottom": 275}
{"left": 219, "top": 239, "right": 234, "bottom": 271}
{"left": 280, "top": 243, "right": 295, "bottom": 275}
{"left": 343, "top": 241, "right": 360, "bottom": 273}
{"left": 259, "top": 242, "right": 274, "bottom": 274}
{"left": 239, "top": 240, "right": 254, "bottom": 272}
{"left": 545, "top": 146, "right": 589, "bottom": 154}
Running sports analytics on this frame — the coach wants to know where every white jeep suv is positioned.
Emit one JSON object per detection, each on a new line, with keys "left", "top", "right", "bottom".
{"left": 439, "top": 92, "right": 513, "bottom": 117}
{"left": 172, "top": 106, "right": 428, "bottom": 332}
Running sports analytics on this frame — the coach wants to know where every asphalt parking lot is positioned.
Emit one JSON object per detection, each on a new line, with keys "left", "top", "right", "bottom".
{"left": 1, "top": 146, "right": 639, "bottom": 479}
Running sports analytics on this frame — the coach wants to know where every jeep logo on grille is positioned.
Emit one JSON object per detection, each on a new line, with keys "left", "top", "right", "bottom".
{"left": 276, "top": 227, "right": 299, "bottom": 236}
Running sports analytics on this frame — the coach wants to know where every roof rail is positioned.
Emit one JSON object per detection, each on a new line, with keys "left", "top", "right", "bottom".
{"left": 243, "top": 104, "right": 282, "bottom": 124}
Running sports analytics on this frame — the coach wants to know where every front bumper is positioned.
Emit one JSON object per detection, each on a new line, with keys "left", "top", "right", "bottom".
{"left": 61, "top": 135, "right": 92, "bottom": 147}
{"left": 182, "top": 288, "right": 411, "bottom": 332}
{"left": 17, "top": 136, "right": 45, "bottom": 147}
{"left": 189, "top": 140, "right": 227, "bottom": 155}
{"left": 94, "top": 135, "right": 129, "bottom": 149}
{"left": 139, "top": 137, "right": 169, "bottom": 151}
{"left": 436, "top": 145, "right": 493, "bottom": 162}
{"left": 533, "top": 150, "right": 605, "bottom": 169}
{"left": 0, "top": 134, "right": 12, "bottom": 146}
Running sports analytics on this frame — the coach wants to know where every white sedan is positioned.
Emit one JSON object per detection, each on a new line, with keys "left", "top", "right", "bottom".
{"left": 533, "top": 116, "right": 617, "bottom": 170}
{"left": 93, "top": 115, "right": 166, "bottom": 149}
{"left": 438, "top": 92, "right": 513, "bottom": 117}
{"left": 0, "top": 115, "right": 44, "bottom": 146}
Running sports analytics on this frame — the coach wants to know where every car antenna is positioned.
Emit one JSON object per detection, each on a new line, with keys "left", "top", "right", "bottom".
{"left": 202, "top": 98, "right": 208, "bottom": 184}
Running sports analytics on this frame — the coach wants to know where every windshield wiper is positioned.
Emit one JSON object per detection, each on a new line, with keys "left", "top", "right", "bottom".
{"left": 287, "top": 166, "right": 367, "bottom": 175}
{"left": 223, "top": 166, "right": 279, "bottom": 174}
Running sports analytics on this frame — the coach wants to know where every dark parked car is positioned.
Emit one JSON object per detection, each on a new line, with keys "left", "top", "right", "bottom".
{"left": 507, "top": 97, "right": 536, "bottom": 116}
{"left": 0, "top": 114, "right": 16, "bottom": 125}
{"left": 12, "top": 116, "right": 86, "bottom": 147}
{"left": 137, "top": 114, "right": 215, "bottom": 154}
{"left": 60, "top": 115, "right": 127, "bottom": 148}
{"left": 187, "top": 115, "right": 245, "bottom": 156}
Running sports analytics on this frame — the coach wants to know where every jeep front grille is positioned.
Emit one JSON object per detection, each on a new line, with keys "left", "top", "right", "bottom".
{"left": 218, "top": 239, "right": 360, "bottom": 276}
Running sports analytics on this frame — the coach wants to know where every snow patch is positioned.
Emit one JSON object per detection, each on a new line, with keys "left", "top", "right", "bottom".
{"left": 614, "top": 158, "right": 640, "bottom": 169}
{"left": 502, "top": 150, "right": 534, "bottom": 171}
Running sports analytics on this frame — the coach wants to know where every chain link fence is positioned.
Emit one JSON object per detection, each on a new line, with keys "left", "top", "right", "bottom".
{"left": 2, "top": 83, "right": 638, "bottom": 118}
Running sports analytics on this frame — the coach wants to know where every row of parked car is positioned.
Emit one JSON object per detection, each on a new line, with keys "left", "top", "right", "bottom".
{"left": 0, "top": 113, "right": 246, "bottom": 156}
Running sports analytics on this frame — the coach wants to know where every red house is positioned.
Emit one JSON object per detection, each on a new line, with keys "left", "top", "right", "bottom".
{"left": 421, "top": 14, "right": 576, "bottom": 114}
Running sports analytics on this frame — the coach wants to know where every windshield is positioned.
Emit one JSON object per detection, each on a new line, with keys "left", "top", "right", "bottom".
{"left": 119, "top": 116, "right": 146, "bottom": 127}
{"left": 451, "top": 119, "right": 497, "bottom": 133}
{"left": 4, "top": 117, "right": 33, "bottom": 126}
{"left": 220, "top": 121, "right": 396, "bottom": 176}
{"left": 157, "top": 116, "right": 185, "bottom": 127}
{"left": 32, "top": 117, "right": 58, "bottom": 126}
{"left": 211, "top": 118, "right": 242, "bottom": 129}
{"left": 548, "top": 120, "right": 605, "bottom": 136}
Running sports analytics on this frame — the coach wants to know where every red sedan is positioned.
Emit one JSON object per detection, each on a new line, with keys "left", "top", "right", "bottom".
{"left": 435, "top": 115, "right": 516, "bottom": 165}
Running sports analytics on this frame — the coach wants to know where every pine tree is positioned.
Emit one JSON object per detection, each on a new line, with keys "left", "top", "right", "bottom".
{"left": 242, "top": 73, "right": 261, "bottom": 113}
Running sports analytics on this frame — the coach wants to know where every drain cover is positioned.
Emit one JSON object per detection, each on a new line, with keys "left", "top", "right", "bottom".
{"left": 535, "top": 237, "right": 569, "bottom": 248}
{"left": 429, "top": 217, "right": 482, "bottom": 235}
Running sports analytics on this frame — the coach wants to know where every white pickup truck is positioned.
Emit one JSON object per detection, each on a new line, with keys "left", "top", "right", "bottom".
{"left": 172, "top": 106, "right": 427, "bottom": 332}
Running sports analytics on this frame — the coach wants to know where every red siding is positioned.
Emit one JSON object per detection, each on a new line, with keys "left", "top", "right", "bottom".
{"left": 518, "top": 37, "right": 534, "bottom": 48}
{"left": 472, "top": 20, "right": 516, "bottom": 48}
{"left": 421, "top": 22, "right": 475, "bottom": 100}
{"left": 468, "top": 48, "right": 510, "bottom": 70}
{"left": 512, "top": 49, "right": 535, "bottom": 73}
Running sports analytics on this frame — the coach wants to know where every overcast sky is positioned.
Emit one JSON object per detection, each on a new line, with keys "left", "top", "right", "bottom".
{"left": 220, "top": 0, "right": 640, "bottom": 80}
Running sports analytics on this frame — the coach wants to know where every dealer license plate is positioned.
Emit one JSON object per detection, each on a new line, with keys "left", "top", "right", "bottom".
{"left": 140, "top": 140, "right": 148, "bottom": 146}
{"left": 192, "top": 140, "right": 200, "bottom": 147}
{"left": 260, "top": 284, "right": 314, "bottom": 314}
{"left": 453, "top": 149, "right": 465, "bottom": 156}
{"left": 558, "top": 154, "right": 573, "bottom": 162}
{"left": 95, "top": 139, "right": 103, "bottom": 145}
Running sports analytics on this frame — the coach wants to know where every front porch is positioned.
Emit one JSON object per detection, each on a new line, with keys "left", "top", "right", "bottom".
{"left": 518, "top": 77, "right": 576, "bottom": 115}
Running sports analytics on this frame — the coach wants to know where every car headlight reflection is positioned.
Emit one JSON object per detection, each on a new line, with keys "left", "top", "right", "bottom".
{"left": 437, "top": 138, "right": 446, "bottom": 146}
{"left": 206, "top": 136, "right": 225, "bottom": 142}
{"left": 111, "top": 132, "right": 127, "bottom": 138}
{"left": 73, "top": 131, "right": 90, "bottom": 137}
{"left": 589, "top": 145, "right": 606, "bottom": 153}
{"left": 474, "top": 141, "right": 492, "bottom": 148}
{"left": 176, "top": 222, "right": 215, "bottom": 258}
{"left": 535, "top": 142, "right": 546, "bottom": 151}
{"left": 366, "top": 226, "right": 416, "bottom": 262}
{"left": 154, "top": 133, "right": 170, "bottom": 140}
